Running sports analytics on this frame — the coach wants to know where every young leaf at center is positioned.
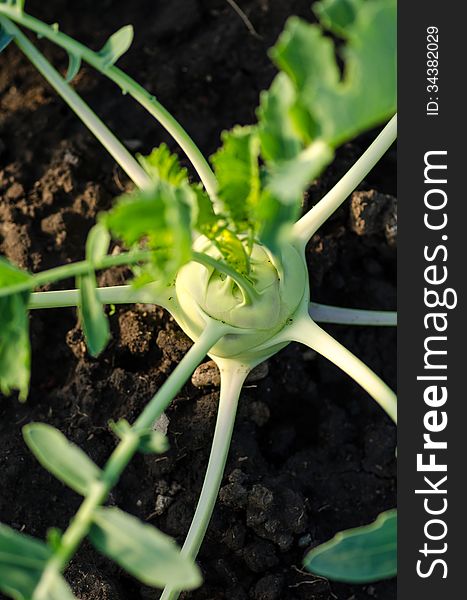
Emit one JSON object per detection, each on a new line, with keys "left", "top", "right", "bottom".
{"left": 98, "top": 25, "right": 134, "bottom": 68}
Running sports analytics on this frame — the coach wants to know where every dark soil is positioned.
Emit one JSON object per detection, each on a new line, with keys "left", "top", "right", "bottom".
{"left": 0, "top": 1, "right": 396, "bottom": 599}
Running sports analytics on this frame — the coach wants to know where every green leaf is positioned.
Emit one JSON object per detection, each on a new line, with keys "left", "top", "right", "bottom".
{"left": 314, "top": 0, "right": 361, "bottom": 37}
{"left": 0, "top": 523, "right": 51, "bottom": 600}
{"left": 257, "top": 73, "right": 303, "bottom": 162}
{"left": 272, "top": 0, "right": 396, "bottom": 146}
{"left": 65, "top": 52, "right": 81, "bottom": 82}
{"left": 211, "top": 126, "right": 261, "bottom": 236}
{"left": 304, "top": 509, "right": 397, "bottom": 583}
{"left": 46, "top": 528, "right": 62, "bottom": 553}
{"left": 2, "top": 0, "right": 25, "bottom": 14}
{"left": 104, "top": 181, "right": 193, "bottom": 283}
{"left": 0, "top": 258, "right": 32, "bottom": 400}
{"left": 76, "top": 224, "right": 111, "bottom": 357}
{"left": 32, "top": 573, "right": 76, "bottom": 600}
{"left": 253, "top": 0, "right": 395, "bottom": 252}
{"left": 98, "top": 25, "right": 134, "bottom": 68}
{"left": 193, "top": 186, "right": 249, "bottom": 275}
{"left": 77, "top": 272, "right": 110, "bottom": 357}
{"left": 86, "top": 223, "right": 111, "bottom": 264}
{"left": 265, "top": 140, "right": 333, "bottom": 205}
{"left": 0, "top": 23, "right": 13, "bottom": 53}
{"left": 23, "top": 423, "right": 102, "bottom": 496}
{"left": 109, "top": 419, "right": 169, "bottom": 454}
{"left": 89, "top": 508, "right": 202, "bottom": 589}
{"left": 137, "top": 144, "right": 189, "bottom": 186}
{"left": 137, "top": 430, "right": 169, "bottom": 454}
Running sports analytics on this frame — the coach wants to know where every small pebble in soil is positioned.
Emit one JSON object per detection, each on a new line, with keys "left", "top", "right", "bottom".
{"left": 191, "top": 360, "right": 270, "bottom": 388}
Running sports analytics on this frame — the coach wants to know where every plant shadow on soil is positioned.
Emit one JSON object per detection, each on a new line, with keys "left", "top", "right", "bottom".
{"left": 0, "top": 1, "right": 396, "bottom": 599}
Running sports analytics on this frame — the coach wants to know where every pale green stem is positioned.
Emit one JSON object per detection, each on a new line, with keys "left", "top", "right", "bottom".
{"left": 0, "top": 17, "right": 151, "bottom": 189}
{"left": 292, "top": 115, "right": 397, "bottom": 248}
{"left": 21, "top": 252, "right": 255, "bottom": 309}
{"left": 309, "top": 302, "right": 397, "bottom": 326}
{"left": 28, "top": 284, "right": 172, "bottom": 310}
{"left": 160, "top": 359, "right": 250, "bottom": 600}
{"left": 0, "top": 8, "right": 218, "bottom": 199}
{"left": 0, "top": 250, "right": 153, "bottom": 298}
{"left": 34, "top": 321, "right": 227, "bottom": 597}
{"left": 288, "top": 315, "right": 397, "bottom": 423}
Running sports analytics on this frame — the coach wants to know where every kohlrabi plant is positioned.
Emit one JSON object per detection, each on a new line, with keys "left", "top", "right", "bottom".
{"left": 0, "top": 0, "right": 397, "bottom": 597}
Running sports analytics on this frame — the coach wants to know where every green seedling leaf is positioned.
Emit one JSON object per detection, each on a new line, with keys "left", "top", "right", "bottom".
{"left": 257, "top": 140, "right": 333, "bottom": 251}
{"left": 104, "top": 181, "right": 193, "bottom": 284}
{"left": 138, "top": 144, "right": 189, "bottom": 186}
{"left": 23, "top": 423, "right": 102, "bottom": 496}
{"left": 253, "top": 0, "right": 395, "bottom": 253}
{"left": 211, "top": 126, "right": 261, "bottom": 237}
{"left": 77, "top": 224, "right": 111, "bottom": 357}
{"left": 77, "top": 272, "right": 110, "bottom": 356}
{"left": 257, "top": 73, "right": 303, "bottom": 162}
{"left": 0, "top": 23, "right": 13, "bottom": 53}
{"left": 137, "top": 430, "right": 169, "bottom": 454}
{"left": 314, "top": 0, "right": 361, "bottom": 36}
{"left": 65, "top": 52, "right": 81, "bottom": 82}
{"left": 98, "top": 25, "right": 134, "bottom": 68}
{"left": 265, "top": 140, "right": 333, "bottom": 205}
{"left": 193, "top": 186, "right": 249, "bottom": 275}
{"left": 304, "top": 509, "right": 397, "bottom": 583}
{"left": 109, "top": 418, "right": 132, "bottom": 439}
{"left": 134, "top": 145, "right": 250, "bottom": 274}
{"left": 86, "top": 223, "right": 111, "bottom": 265}
{"left": 272, "top": 0, "right": 396, "bottom": 146}
{"left": 0, "top": 523, "right": 51, "bottom": 600}
{"left": 89, "top": 507, "right": 202, "bottom": 589}
{"left": 0, "top": 258, "right": 32, "bottom": 400}
{"left": 32, "top": 572, "right": 76, "bottom": 600}
{"left": 109, "top": 420, "right": 168, "bottom": 454}
{"left": 1, "top": 0, "right": 25, "bottom": 14}
{"left": 46, "top": 528, "right": 62, "bottom": 553}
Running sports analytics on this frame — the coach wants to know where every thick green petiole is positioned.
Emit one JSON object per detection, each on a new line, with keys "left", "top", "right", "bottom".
{"left": 0, "top": 250, "right": 154, "bottom": 298}
{"left": 34, "top": 321, "right": 228, "bottom": 597}
{"left": 287, "top": 314, "right": 397, "bottom": 423}
{"left": 292, "top": 115, "right": 397, "bottom": 248}
{"left": 160, "top": 359, "right": 250, "bottom": 600}
{"left": 17, "top": 253, "right": 255, "bottom": 310}
{"left": 309, "top": 303, "right": 397, "bottom": 326}
{"left": 0, "top": 8, "right": 218, "bottom": 200}
{"left": 28, "top": 284, "right": 171, "bottom": 310}
{"left": 0, "top": 17, "right": 151, "bottom": 189}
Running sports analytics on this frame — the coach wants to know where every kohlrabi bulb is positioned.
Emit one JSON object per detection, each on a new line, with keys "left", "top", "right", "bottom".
{"left": 173, "top": 236, "right": 308, "bottom": 362}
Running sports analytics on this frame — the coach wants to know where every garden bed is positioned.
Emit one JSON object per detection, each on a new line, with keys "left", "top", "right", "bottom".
{"left": 0, "top": 1, "right": 396, "bottom": 598}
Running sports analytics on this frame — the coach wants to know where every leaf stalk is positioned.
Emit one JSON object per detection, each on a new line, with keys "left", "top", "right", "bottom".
{"left": 160, "top": 359, "right": 250, "bottom": 600}
{"left": 33, "top": 321, "right": 228, "bottom": 596}
{"left": 292, "top": 115, "right": 397, "bottom": 247}
{"left": 0, "top": 8, "right": 218, "bottom": 200}
{"left": 0, "top": 17, "right": 151, "bottom": 189}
